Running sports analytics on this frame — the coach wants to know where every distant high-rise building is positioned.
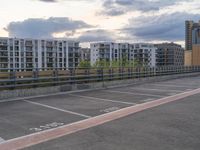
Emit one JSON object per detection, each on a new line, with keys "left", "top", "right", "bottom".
{"left": 192, "top": 28, "right": 200, "bottom": 45}
{"left": 185, "top": 21, "right": 194, "bottom": 51}
{"left": 185, "top": 20, "right": 200, "bottom": 50}
{"left": 185, "top": 20, "right": 200, "bottom": 66}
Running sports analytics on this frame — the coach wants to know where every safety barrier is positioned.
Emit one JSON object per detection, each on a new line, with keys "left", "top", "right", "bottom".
{"left": 0, "top": 66, "right": 200, "bottom": 90}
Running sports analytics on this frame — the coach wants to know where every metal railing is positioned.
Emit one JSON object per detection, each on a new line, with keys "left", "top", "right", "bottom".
{"left": 0, "top": 66, "right": 200, "bottom": 90}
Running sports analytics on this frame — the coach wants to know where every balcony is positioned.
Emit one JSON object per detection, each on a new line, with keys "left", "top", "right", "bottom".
{"left": 25, "top": 41, "right": 33, "bottom": 46}
{"left": 0, "top": 46, "right": 8, "bottom": 51}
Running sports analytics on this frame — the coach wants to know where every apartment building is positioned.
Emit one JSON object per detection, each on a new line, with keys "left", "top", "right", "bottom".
{"left": 80, "top": 48, "right": 90, "bottom": 61}
{"left": 133, "top": 43, "right": 156, "bottom": 67}
{"left": 155, "top": 43, "right": 184, "bottom": 66}
{"left": 90, "top": 42, "right": 156, "bottom": 67}
{"left": 0, "top": 37, "right": 80, "bottom": 71}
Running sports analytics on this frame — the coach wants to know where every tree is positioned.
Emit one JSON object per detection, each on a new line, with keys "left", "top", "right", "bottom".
{"left": 78, "top": 60, "right": 91, "bottom": 69}
{"left": 92, "top": 58, "right": 141, "bottom": 69}
{"left": 93, "top": 59, "right": 110, "bottom": 68}
{"left": 111, "top": 60, "right": 120, "bottom": 68}
{"left": 129, "top": 59, "right": 140, "bottom": 68}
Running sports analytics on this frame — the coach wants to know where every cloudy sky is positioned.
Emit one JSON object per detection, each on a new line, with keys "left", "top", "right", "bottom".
{"left": 0, "top": 0, "right": 200, "bottom": 47}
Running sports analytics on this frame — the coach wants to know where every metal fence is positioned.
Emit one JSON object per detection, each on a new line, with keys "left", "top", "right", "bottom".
{"left": 0, "top": 66, "right": 200, "bottom": 90}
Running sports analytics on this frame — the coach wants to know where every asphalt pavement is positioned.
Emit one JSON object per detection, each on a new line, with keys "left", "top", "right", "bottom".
{"left": 0, "top": 76, "right": 200, "bottom": 150}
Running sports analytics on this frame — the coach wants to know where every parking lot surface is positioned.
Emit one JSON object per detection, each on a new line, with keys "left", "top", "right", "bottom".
{"left": 0, "top": 76, "right": 200, "bottom": 150}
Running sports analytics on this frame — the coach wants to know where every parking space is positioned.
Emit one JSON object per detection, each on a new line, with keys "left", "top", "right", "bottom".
{"left": 0, "top": 75, "right": 200, "bottom": 149}
{"left": 137, "top": 84, "right": 193, "bottom": 91}
{"left": 72, "top": 90, "right": 159, "bottom": 104}
{"left": 0, "top": 100, "right": 84, "bottom": 140}
{"left": 162, "top": 77, "right": 200, "bottom": 86}
{"left": 24, "top": 94, "right": 132, "bottom": 117}
{"left": 110, "top": 86, "right": 179, "bottom": 97}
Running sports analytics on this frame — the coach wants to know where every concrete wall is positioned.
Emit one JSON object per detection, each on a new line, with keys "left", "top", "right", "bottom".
{"left": 0, "top": 72, "right": 200, "bottom": 101}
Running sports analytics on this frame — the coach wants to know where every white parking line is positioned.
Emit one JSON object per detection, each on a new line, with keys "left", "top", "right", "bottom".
{"left": 105, "top": 90, "right": 163, "bottom": 98}
{"left": 185, "top": 89, "right": 193, "bottom": 91}
{"left": 142, "top": 98, "right": 155, "bottom": 102}
{"left": 130, "top": 87, "right": 182, "bottom": 93}
{"left": 0, "top": 88, "right": 105, "bottom": 103}
{"left": 149, "top": 83, "right": 194, "bottom": 88}
{"left": 168, "top": 93, "right": 178, "bottom": 96}
{"left": 69, "top": 94, "right": 136, "bottom": 105}
{"left": 23, "top": 100, "right": 91, "bottom": 118}
{"left": 163, "top": 82, "right": 200, "bottom": 87}
{"left": 0, "top": 137, "right": 5, "bottom": 143}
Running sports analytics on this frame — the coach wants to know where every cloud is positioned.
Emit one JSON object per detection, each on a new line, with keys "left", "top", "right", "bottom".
{"left": 39, "top": 0, "right": 57, "bottom": 2}
{"left": 35, "top": 0, "right": 90, "bottom": 2}
{"left": 100, "top": 0, "right": 194, "bottom": 16}
{"left": 5, "top": 17, "right": 93, "bottom": 38}
{"left": 100, "top": 9, "right": 125, "bottom": 16}
{"left": 77, "top": 30, "right": 115, "bottom": 42}
{"left": 122, "top": 12, "right": 200, "bottom": 41}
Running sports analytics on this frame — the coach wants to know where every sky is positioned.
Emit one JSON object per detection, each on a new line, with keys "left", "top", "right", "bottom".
{"left": 0, "top": 0, "right": 200, "bottom": 47}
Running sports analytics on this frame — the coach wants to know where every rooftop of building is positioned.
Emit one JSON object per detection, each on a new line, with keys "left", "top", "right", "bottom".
{"left": 154, "top": 42, "right": 183, "bottom": 48}
{"left": 0, "top": 37, "right": 79, "bottom": 43}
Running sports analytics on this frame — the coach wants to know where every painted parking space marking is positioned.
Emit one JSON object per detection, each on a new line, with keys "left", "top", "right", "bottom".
{"left": 1, "top": 88, "right": 200, "bottom": 150}
{"left": 185, "top": 89, "right": 193, "bottom": 91}
{"left": 69, "top": 94, "right": 136, "bottom": 105}
{"left": 105, "top": 90, "right": 163, "bottom": 98}
{"left": 29, "top": 122, "right": 65, "bottom": 132}
{"left": 149, "top": 83, "right": 196, "bottom": 88}
{"left": 163, "top": 82, "right": 200, "bottom": 87}
{"left": 23, "top": 100, "right": 91, "bottom": 118}
{"left": 100, "top": 107, "right": 120, "bottom": 113}
{"left": 0, "top": 88, "right": 103, "bottom": 104}
{"left": 141, "top": 98, "right": 155, "bottom": 102}
{"left": 168, "top": 93, "right": 178, "bottom": 96}
{"left": 0, "top": 137, "right": 5, "bottom": 143}
{"left": 131, "top": 87, "right": 183, "bottom": 93}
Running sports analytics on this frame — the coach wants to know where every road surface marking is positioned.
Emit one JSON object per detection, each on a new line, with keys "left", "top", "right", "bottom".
{"left": 163, "top": 82, "right": 200, "bottom": 87}
{"left": 1, "top": 88, "right": 200, "bottom": 150}
{"left": 185, "top": 89, "right": 193, "bottom": 91}
{"left": 100, "top": 107, "right": 120, "bottom": 113}
{"left": 0, "top": 88, "right": 105, "bottom": 103}
{"left": 105, "top": 90, "right": 163, "bottom": 98}
{"left": 69, "top": 94, "right": 135, "bottom": 105}
{"left": 149, "top": 83, "right": 194, "bottom": 88}
{"left": 0, "top": 137, "right": 5, "bottom": 143}
{"left": 142, "top": 98, "right": 155, "bottom": 102}
{"left": 168, "top": 93, "right": 178, "bottom": 96}
{"left": 131, "top": 87, "right": 182, "bottom": 93}
{"left": 29, "top": 122, "right": 65, "bottom": 132}
{"left": 23, "top": 100, "right": 91, "bottom": 118}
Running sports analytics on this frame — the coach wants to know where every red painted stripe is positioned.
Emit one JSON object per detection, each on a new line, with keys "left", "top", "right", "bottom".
{"left": 1, "top": 88, "right": 200, "bottom": 150}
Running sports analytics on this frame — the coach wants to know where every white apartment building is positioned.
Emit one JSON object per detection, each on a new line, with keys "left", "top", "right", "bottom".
{"left": 90, "top": 42, "right": 156, "bottom": 67}
{"left": 0, "top": 37, "right": 80, "bottom": 71}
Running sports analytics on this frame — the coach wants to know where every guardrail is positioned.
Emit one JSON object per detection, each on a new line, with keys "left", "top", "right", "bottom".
{"left": 0, "top": 66, "right": 200, "bottom": 90}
